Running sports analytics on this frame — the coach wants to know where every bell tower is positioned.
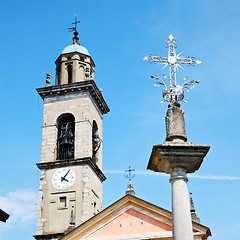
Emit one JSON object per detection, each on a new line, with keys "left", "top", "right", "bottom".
{"left": 34, "top": 22, "right": 109, "bottom": 240}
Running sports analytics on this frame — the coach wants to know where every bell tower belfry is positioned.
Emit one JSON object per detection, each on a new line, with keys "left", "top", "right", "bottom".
{"left": 34, "top": 24, "right": 109, "bottom": 240}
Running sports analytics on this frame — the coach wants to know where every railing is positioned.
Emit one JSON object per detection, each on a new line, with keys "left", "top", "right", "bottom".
{"left": 57, "top": 146, "right": 74, "bottom": 160}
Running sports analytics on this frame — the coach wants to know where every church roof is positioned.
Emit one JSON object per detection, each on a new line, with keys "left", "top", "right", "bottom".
{"left": 62, "top": 44, "right": 90, "bottom": 56}
{"left": 60, "top": 194, "right": 211, "bottom": 240}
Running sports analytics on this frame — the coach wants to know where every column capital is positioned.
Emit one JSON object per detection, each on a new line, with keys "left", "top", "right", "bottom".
{"left": 169, "top": 167, "right": 188, "bottom": 183}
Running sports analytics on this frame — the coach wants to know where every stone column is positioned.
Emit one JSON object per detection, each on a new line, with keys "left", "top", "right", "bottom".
{"left": 72, "top": 59, "right": 77, "bottom": 83}
{"left": 170, "top": 167, "right": 193, "bottom": 240}
{"left": 79, "top": 65, "right": 84, "bottom": 81}
{"left": 60, "top": 62, "right": 66, "bottom": 84}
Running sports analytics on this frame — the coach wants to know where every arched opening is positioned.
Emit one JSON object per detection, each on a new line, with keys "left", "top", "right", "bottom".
{"left": 57, "top": 113, "right": 75, "bottom": 160}
{"left": 92, "top": 121, "right": 101, "bottom": 162}
{"left": 67, "top": 64, "right": 73, "bottom": 83}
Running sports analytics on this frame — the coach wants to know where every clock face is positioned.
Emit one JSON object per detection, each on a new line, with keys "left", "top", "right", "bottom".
{"left": 52, "top": 167, "right": 75, "bottom": 190}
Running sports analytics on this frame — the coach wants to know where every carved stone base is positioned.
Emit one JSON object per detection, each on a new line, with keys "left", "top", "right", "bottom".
{"left": 147, "top": 142, "right": 210, "bottom": 174}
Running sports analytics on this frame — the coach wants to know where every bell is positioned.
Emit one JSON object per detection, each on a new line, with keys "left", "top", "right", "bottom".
{"left": 59, "top": 123, "right": 74, "bottom": 146}
{"left": 60, "top": 136, "right": 73, "bottom": 146}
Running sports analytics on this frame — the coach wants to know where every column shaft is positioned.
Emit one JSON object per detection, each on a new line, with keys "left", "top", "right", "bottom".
{"left": 170, "top": 167, "right": 193, "bottom": 240}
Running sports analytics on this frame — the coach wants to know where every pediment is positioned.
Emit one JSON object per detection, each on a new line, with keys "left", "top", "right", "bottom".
{"left": 84, "top": 208, "right": 172, "bottom": 240}
{"left": 60, "top": 195, "right": 210, "bottom": 240}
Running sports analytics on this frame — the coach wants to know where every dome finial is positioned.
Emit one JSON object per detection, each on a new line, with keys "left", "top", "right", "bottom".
{"left": 45, "top": 73, "right": 50, "bottom": 87}
{"left": 68, "top": 16, "right": 80, "bottom": 45}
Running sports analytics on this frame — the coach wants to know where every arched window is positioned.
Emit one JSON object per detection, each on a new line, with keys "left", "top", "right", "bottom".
{"left": 92, "top": 121, "right": 101, "bottom": 162}
{"left": 57, "top": 114, "right": 75, "bottom": 160}
{"left": 67, "top": 64, "right": 73, "bottom": 83}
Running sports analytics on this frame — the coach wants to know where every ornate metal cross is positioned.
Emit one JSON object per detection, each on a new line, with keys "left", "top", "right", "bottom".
{"left": 125, "top": 166, "right": 135, "bottom": 181}
{"left": 144, "top": 34, "right": 201, "bottom": 103}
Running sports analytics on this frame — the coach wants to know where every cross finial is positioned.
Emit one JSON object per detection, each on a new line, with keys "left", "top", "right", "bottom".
{"left": 125, "top": 166, "right": 135, "bottom": 181}
{"left": 68, "top": 16, "right": 81, "bottom": 45}
{"left": 125, "top": 166, "right": 136, "bottom": 196}
{"left": 144, "top": 34, "right": 201, "bottom": 103}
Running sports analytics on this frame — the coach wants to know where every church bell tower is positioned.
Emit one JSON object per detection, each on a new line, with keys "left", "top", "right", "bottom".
{"left": 34, "top": 23, "right": 109, "bottom": 240}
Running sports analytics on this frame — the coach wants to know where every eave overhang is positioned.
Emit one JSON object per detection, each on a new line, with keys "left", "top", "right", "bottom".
{"left": 36, "top": 80, "right": 110, "bottom": 115}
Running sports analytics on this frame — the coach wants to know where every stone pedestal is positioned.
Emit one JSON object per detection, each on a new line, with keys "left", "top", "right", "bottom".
{"left": 147, "top": 103, "right": 210, "bottom": 240}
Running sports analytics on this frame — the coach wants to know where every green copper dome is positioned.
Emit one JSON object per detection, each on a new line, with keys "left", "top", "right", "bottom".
{"left": 61, "top": 44, "right": 90, "bottom": 56}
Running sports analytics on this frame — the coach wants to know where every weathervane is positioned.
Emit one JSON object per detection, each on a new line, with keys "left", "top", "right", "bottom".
{"left": 68, "top": 16, "right": 81, "bottom": 45}
{"left": 144, "top": 34, "right": 201, "bottom": 103}
{"left": 68, "top": 16, "right": 80, "bottom": 32}
{"left": 125, "top": 166, "right": 135, "bottom": 181}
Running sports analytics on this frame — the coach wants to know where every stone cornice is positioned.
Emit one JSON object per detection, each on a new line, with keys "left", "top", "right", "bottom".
{"left": 148, "top": 143, "right": 210, "bottom": 174}
{"left": 36, "top": 157, "right": 106, "bottom": 182}
{"left": 36, "top": 81, "right": 110, "bottom": 115}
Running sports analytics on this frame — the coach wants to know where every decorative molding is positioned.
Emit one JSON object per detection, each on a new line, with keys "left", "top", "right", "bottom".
{"left": 148, "top": 143, "right": 210, "bottom": 174}
{"left": 36, "top": 157, "right": 106, "bottom": 182}
{"left": 36, "top": 81, "right": 110, "bottom": 115}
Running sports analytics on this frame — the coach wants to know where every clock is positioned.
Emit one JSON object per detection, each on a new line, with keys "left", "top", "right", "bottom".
{"left": 52, "top": 167, "right": 76, "bottom": 190}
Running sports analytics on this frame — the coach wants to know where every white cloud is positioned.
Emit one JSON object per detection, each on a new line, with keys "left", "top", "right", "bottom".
{"left": 104, "top": 169, "right": 240, "bottom": 180}
{"left": 190, "top": 174, "right": 240, "bottom": 180}
{"left": 0, "top": 189, "right": 37, "bottom": 232}
{"left": 8, "top": 189, "right": 36, "bottom": 203}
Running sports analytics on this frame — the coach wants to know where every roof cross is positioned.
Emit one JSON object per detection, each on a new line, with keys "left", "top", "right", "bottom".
{"left": 125, "top": 166, "right": 135, "bottom": 181}
{"left": 125, "top": 166, "right": 136, "bottom": 196}
{"left": 144, "top": 34, "right": 201, "bottom": 103}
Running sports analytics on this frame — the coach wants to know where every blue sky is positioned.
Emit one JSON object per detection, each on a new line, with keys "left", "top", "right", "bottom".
{"left": 0, "top": 0, "right": 239, "bottom": 239}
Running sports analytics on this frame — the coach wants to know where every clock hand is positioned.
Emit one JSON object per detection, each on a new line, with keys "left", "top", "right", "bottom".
{"left": 61, "top": 177, "right": 69, "bottom": 182}
{"left": 61, "top": 169, "right": 71, "bottom": 182}
{"left": 63, "top": 169, "right": 70, "bottom": 178}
